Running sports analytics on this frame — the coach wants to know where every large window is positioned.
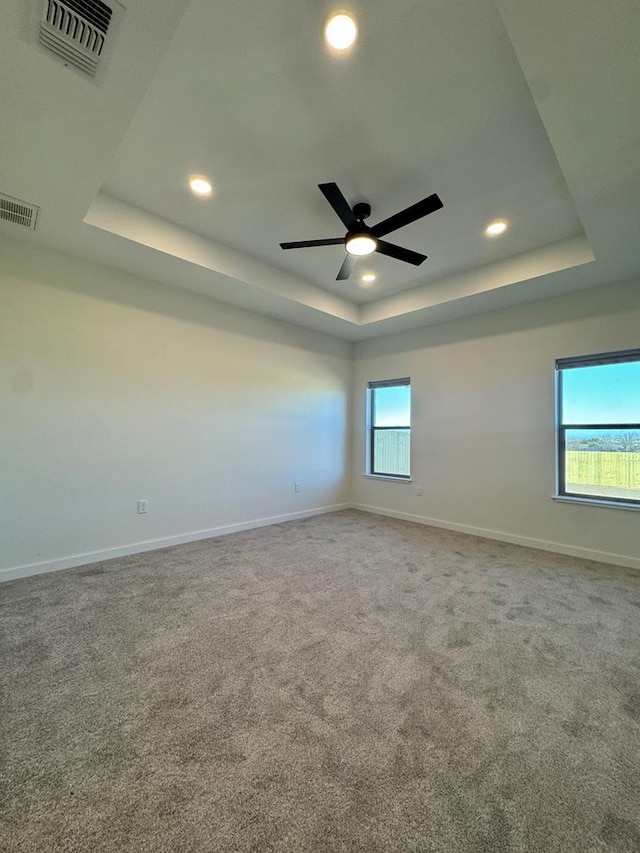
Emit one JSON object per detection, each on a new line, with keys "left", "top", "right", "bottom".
{"left": 367, "top": 378, "right": 410, "bottom": 478}
{"left": 556, "top": 349, "right": 640, "bottom": 505}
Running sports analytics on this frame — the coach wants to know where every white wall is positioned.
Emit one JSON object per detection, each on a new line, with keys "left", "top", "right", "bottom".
{"left": 2, "top": 233, "right": 638, "bottom": 581}
{"left": 0, "top": 236, "right": 351, "bottom": 579}
{"left": 352, "top": 279, "right": 640, "bottom": 569}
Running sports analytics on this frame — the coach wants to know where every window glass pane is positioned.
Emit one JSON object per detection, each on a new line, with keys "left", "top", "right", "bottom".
{"left": 373, "top": 429, "right": 410, "bottom": 476}
{"left": 564, "top": 428, "right": 640, "bottom": 502}
{"left": 373, "top": 385, "right": 411, "bottom": 427}
{"left": 562, "top": 361, "right": 640, "bottom": 424}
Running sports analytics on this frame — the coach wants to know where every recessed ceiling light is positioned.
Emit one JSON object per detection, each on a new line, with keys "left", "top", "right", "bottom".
{"left": 345, "top": 234, "right": 376, "bottom": 256}
{"left": 485, "top": 220, "right": 508, "bottom": 237}
{"left": 325, "top": 13, "right": 358, "bottom": 50}
{"left": 361, "top": 273, "right": 376, "bottom": 283}
{"left": 189, "top": 175, "right": 213, "bottom": 197}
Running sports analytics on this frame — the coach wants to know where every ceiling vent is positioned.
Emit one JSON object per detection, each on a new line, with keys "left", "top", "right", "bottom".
{"left": 39, "top": 0, "right": 114, "bottom": 77}
{"left": 0, "top": 194, "right": 40, "bottom": 230}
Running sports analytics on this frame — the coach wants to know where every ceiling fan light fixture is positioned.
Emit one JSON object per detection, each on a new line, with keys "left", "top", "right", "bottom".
{"left": 346, "top": 233, "right": 376, "bottom": 256}
{"left": 325, "top": 13, "right": 358, "bottom": 50}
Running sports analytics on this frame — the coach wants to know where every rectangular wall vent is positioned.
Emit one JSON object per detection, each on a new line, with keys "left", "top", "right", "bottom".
{"left": 0, "top": 194, "right": 40, "bottom": 230}
{"left": 39, "top": 0, "right": 114, "bottom": 77}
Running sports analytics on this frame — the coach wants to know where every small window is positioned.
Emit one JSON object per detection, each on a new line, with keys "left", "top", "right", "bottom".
{"left": 556, "top": 349, "right": 640, "bottom": 505}
{"left": 367, "top": 378, "right": 410, "bottom": 478}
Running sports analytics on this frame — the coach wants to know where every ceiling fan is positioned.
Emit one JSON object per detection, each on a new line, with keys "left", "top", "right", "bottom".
{"left": 280, "top": 182, "right": 443, "bottom": 280}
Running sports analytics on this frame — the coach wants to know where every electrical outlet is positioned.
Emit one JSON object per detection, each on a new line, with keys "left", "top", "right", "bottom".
{"left": 294, "top": 482, "right": 301, "bottom": 493}
{"left": 137, "top": 499, "right": 149, "bottom": 514}
{"left": 416, "top": 486, "right": 424, "bottom": 497}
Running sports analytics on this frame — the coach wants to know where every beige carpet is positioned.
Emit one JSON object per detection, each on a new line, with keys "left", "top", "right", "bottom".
{"left": 2, "top": 510, "right": 640, "bottom": 852}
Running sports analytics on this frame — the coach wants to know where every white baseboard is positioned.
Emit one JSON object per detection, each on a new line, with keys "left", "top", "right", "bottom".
{"left": 0, "top": 503, "right": 350, "bottom": 583}
{"left": 4, "top": 501, "right": 637, "bottom": 583}
{"left": 352, "top": 503, "right": 640, "bottom": 572}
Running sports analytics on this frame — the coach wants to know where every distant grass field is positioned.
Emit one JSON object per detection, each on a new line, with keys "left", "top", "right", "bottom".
{"left": 565, "top": 450, "right": 640, "bottom": 489}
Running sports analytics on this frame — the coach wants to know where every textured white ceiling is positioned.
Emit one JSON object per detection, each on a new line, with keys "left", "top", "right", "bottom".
{"left": 0, "top": 0, "right": 639, "bottom": 339}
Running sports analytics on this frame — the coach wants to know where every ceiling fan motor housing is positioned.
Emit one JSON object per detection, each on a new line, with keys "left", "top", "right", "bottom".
{"left": 352, "top": 201, "right": 371, "bottom": 220}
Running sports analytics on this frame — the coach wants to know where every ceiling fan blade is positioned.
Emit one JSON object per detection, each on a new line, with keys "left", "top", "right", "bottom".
{"left": 319, "top": 182, "right": 358, "bottom": 230}
{"left": 280, "top": 238, "right": 345, "bottom": 249}
{"left": 371, "top": 193, "right": 443, "bottom": 238}
{"left": 375, "top": 240, "right": 427, "bottom": 266}
{"left": 336, "top": 254, "right": 358, "bottom": 280}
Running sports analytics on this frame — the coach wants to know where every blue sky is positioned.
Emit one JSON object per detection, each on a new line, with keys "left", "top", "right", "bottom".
{"left": 562, "top": 361, "right": 640, "bottom": 424}
{"left": 373, "top": 385, "right": 410, "bottom": 427}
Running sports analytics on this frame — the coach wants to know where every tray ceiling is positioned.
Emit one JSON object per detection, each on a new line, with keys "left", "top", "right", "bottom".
{"left": 1, "top": 0, "right": 639, "bottom": 339}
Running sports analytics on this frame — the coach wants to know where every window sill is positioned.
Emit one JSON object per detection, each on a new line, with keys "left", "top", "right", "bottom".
{"left": 364, "top": 474, "right": 412, "bottom": 483}
{"left": 552, "top": 494, "right": 640, "bottom": 512}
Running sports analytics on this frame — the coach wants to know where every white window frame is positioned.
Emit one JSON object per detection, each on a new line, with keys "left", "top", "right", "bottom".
{"left": 555, "top": 348, "right": 640, "bottom": 509}
{"left": 366, "top": 378, "right": 411, "bottom": 481}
